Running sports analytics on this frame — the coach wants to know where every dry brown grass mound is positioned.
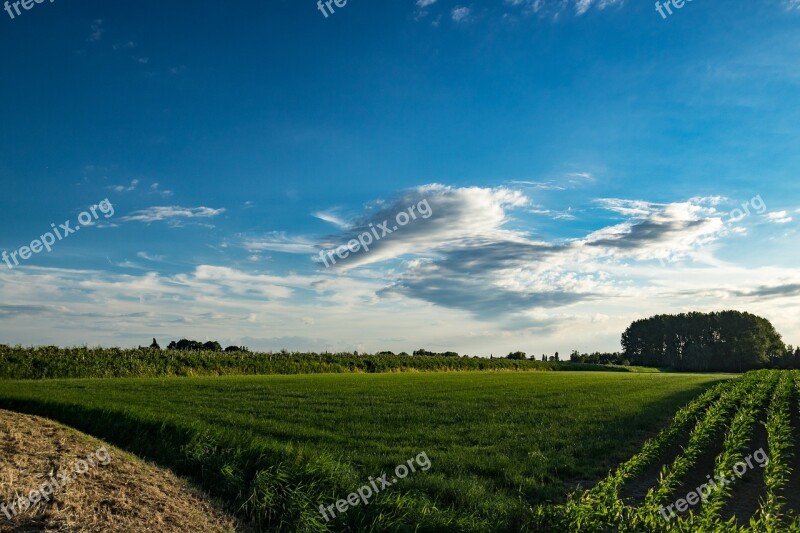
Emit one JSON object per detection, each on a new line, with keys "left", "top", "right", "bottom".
{"left": 0, "top": 409, "right": 240, "bottom": 532}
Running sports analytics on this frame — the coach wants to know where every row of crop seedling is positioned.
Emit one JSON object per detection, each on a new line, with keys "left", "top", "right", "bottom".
{"left": 531, "top": 371, "right": 762, "bottom": 531}
{"left": 530, "top": 378, "right": 731, "bottom": 530}
{"left": 620, "top": 371, "right": 772, "bottom": 532}
{"left": 672, "top": 370, "right": 780, "bottom": 531}
{"left": 746, "top": 371, "right": 797, "bottom": 532}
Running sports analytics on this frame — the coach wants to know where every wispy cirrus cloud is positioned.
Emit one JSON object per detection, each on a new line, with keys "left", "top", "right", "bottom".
{"left": 512, "top": 171, "right": 595, "bottom": 191}
{"left": 111, "top": 179, "right": 139, "bottom": 193}
{"left": 122, "top": 206, "right": 225, "bottom": 224}
{"left": 314, "top": 187, "right": 765, "bottom": 318}
{"left": 452, "top": 6, "right": 472, "bottom": 21}
{"left": 88, "top": 19, "right": 104, "bottom": 42}
{"left": 504, "top": 0, "right": 623, "bottom": 17}
{"left": 242, "top": 232, "right": 318, "bottom": 254}
{"left": 313, "top": 210, "right": 352, "bottom": 230}
{"left": 766, "top": 210, "right": 793, "bottom": 224}
{"left": 317, "top": 184, "right": 530, "bottom": 270}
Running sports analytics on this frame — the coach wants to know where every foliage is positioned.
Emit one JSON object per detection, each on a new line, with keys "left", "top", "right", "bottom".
{"left": 0, "top": 345, "right": 642, "bottom": 380}
{"left": 622, "top": 311, "right": 788, "bottom": 372}
{"left": 412, "top": 348, "right": 460, "bottom": 357}
{"left": 570, "top": 350, "right": 629, "bottom": 365}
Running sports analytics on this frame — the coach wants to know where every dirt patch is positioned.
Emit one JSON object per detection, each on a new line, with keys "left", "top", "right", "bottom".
{"left": 0, "top": 409, "right": 241, "bottom": 532}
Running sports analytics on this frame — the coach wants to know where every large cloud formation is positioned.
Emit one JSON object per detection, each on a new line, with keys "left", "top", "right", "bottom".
{"left": 314, "top": 186, "right": 747, "bottom": 317}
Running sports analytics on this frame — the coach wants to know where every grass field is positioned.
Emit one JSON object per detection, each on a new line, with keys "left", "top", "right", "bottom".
{"left": 0, "top": 372, "right": 729, "bottom": 531}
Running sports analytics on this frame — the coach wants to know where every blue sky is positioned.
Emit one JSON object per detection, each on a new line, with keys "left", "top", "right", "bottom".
{"left": 1, "top": 0, "right": 799, "bottom": 354}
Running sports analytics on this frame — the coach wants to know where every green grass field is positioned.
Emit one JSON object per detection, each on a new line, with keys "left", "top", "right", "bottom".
{"left": 0, "top": 372, "right": 729, "bottom": 531}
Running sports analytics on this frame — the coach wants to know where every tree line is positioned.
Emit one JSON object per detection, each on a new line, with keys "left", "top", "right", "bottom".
{"left": 144, "top": 338, "right": 251, "bottom": 353}
{"left": 621, "top": 310, "right": 798, "bottom": 372}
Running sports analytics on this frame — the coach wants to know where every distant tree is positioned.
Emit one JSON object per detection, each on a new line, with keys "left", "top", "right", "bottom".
{"left": 554, "top": 352, "right": 560, "bottom": 362}
{"left": 175, "top": 339, "right": 203, "bottom": 351}
{"left": 622, "top": 311, "right": 785, "bottom": 372}
{"left": 202, "top": 341, "right": 223, "bottom": 352}
{"left": 377, "top": 351, "right": 395, "bottom": 356}
{"left": 548, "top": 356, "right": 556, "bottom": 362}
{"left": 168, "top": 339, "right": 225, "bottom": 351}
{"left": 224, "top": 345, "right": 250, "bottom": 353}
{"left": 149, "top": 338, "right": 161, "bottom": 350}
{"left": 506, "top": 351, "right": 527, "bottom": 360}
{"left": 412, "top": 348, "right": 459, "bottom": 357}
{"left": 570, "top": 350, "right": 581, "bottom": 363}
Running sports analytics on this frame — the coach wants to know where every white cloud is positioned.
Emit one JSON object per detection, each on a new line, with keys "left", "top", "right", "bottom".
{"left": 111, "top": 179, "right": 139, "bottom": 193}
{"left": 318, "top": 184, "right": 530, "bottom": 270}
{"left": 313, "top": 211, "right": 352, "bottom": 229}
{"left": 150, "top": 183, "right": 174, "bottom": 198}
{"left": 88, "top": 19, "right": 104, "bottom": 42}
{"left": 122, "top": 206, "right": 225, "bottom": 223}
{"left": 511, "top": 171, "right": 596, "bottom": 191}
{"left": 767, "top": 211, "right": 793, "bottom": 224}
{"left": 452, "top": 6, "right": 471, "bottom": 21}
{"left": 243, "top": 232, "right": 317, "bottom": 254}
{"left": 136, "top": 252, "right": 165, "bottom": 262}
{"left": 503, "top": 0, "right": 624, "bottom": 17}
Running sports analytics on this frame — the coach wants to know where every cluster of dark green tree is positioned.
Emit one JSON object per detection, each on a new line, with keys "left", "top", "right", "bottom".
{"left": 412, "top": 349, "right": 460, "bottom": 357}
{"left": 568, "top": 351, "right": 628, "bottom": 365}
{"left": 621, "top": 311, "right": 798, "bottom": 372}
{"left": 505, "top": 352, "right": 564, "bottom": 362}
{"left": 161, "top": 339, "right": 250, "bottom": 353}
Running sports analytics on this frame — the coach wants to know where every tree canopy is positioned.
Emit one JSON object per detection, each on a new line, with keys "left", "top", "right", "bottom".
{"left": 621, "top": 311, "right": 787, "bottom": 372}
